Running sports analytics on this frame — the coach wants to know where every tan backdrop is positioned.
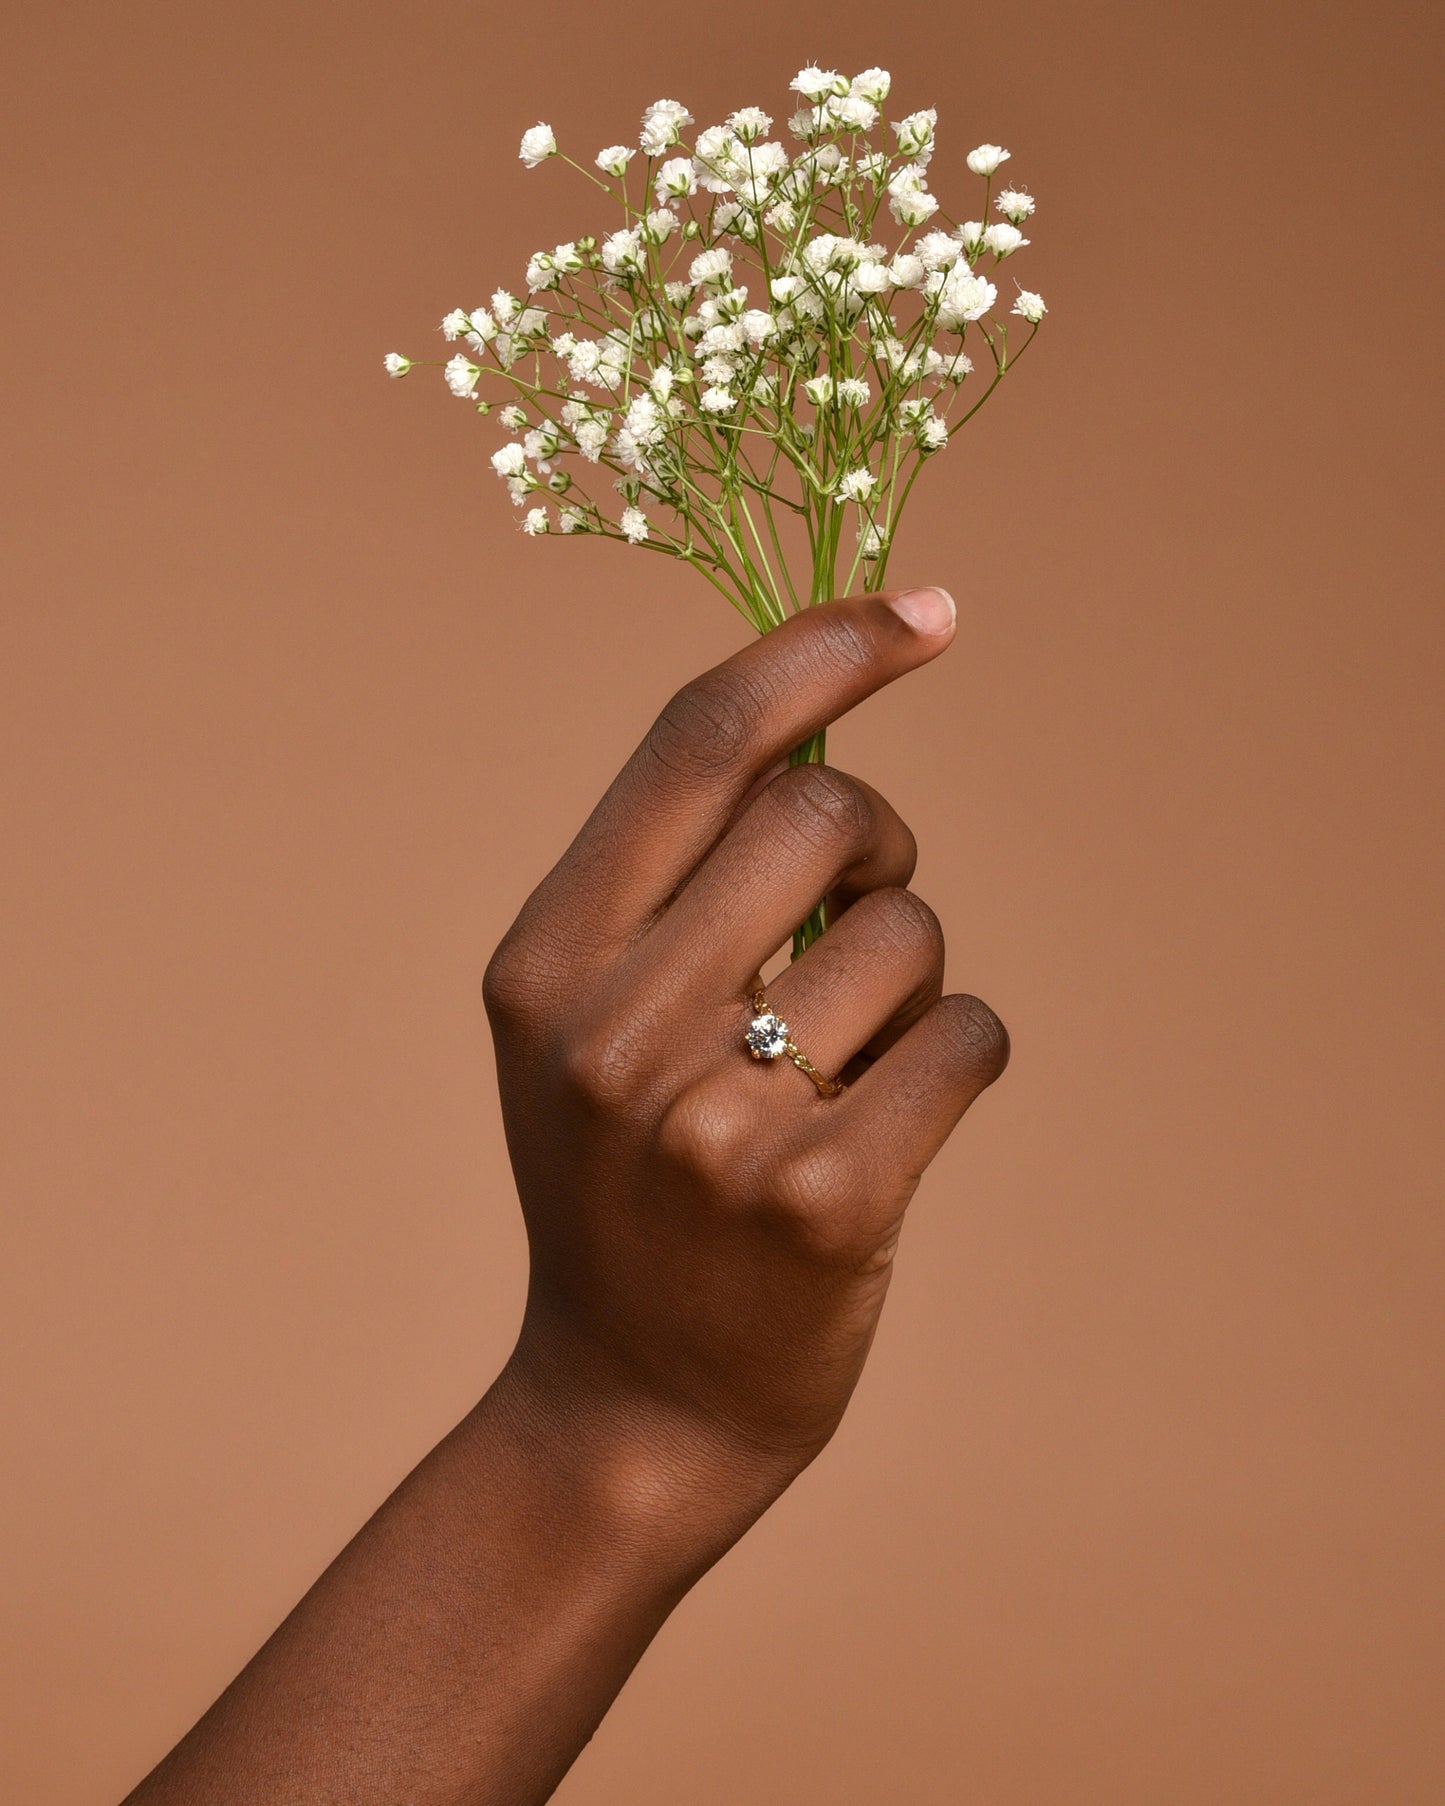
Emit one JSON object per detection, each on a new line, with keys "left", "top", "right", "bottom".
{"left": 4, "top": 0, "right": 1442, "bottom": 1799}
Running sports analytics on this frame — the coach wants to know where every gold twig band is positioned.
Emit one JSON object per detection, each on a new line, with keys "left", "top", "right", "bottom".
{"left": 745, "top": 989, "right": 845, "bottom": 1098}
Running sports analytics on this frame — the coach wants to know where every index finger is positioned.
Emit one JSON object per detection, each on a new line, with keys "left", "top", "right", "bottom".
{"left": 545, "top": 586, "right": 956, "bottom": 945}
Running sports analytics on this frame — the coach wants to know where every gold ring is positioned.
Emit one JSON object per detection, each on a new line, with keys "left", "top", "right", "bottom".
{"left": 744, "top": 989, "right": 845, "bottom": 1097}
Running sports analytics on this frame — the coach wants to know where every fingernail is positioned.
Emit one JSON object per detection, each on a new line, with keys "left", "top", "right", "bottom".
{"left": 886, "top": 586, "right": 956, "bottom": 637}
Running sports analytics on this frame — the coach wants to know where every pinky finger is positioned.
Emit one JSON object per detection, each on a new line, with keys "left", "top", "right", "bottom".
{"left": 839, "top": 991, "right": 1010, "bottom": 1186}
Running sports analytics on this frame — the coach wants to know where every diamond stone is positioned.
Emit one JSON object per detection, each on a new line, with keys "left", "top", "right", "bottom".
{"left": 746, "top": 1011, "right": 790, "bottom": 1060}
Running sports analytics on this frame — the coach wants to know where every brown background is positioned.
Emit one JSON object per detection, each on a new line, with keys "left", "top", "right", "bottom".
{"left": 4, "top": 0, "right": 1443, "bottom": 1799}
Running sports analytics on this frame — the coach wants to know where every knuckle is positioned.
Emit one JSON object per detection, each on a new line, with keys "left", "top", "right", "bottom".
{"left": 481, "top": 930, "right": 538, "bottom": 1029}
{"left": 772, "top": 764, "right": 873, "bottom": 855}
{"left": 645, "top": 673, "right": 761, "bottom": 781}
{"left": 759, "top": 1144, "right": 874, "bottom": 1257}
{"left": 936, "top": 992, "right": 1011, "bottom": 1083}
{"left": 656, "top": 1081, "right": 754, "bottom": 1187}
{"left": 863, "top": 887, "right": 943, "bottom": 960}
{"left": 556, "top": 1013, "right": 649, "bottom": 1113}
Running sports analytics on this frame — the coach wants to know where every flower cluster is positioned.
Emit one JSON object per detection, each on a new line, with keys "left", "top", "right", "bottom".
{"left": 387, "top": 67, "right": 1047, "bottom": 633}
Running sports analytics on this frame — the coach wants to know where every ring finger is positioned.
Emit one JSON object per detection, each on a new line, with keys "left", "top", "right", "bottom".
{"left": 759, "top": 886, "right": 945, "bottom": 1085}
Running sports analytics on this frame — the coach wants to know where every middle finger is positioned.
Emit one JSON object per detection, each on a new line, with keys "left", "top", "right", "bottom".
{"left": 651, "top": 763, "right": 917, "bottom": 997}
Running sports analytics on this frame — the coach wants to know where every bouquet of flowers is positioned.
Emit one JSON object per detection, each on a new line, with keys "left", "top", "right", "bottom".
{"left": 387, "top": 65, "right": 1045, "bottom": 950}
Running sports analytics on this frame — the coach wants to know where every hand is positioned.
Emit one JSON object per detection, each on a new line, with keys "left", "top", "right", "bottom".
{"left": 487, "top": 588, "right": 1010, "bottom": 1526}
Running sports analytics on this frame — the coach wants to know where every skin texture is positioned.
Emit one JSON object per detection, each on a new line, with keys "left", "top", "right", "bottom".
{"left": 122, "top": 587, "right": 1009, "bottom": 1806}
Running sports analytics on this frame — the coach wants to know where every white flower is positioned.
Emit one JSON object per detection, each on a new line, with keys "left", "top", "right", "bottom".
{"left": 522, "top": 506, "right": 549, "bottom": 535}
{"left": 701, "top": 355, "right": 736, "bottom": 384}
{"left": 788, "top": 106, "right": 824, "bottom": 141}
{"left": 888, "top": 253, "right": 926, "bottom": 289}
{"left": 499, "top": 404, "right": 528, "bottom": 430}
{"left": 851, "top": 259, "right": 890, "bottom": 295}
{"left": 939, "top": 349, "right": 974, "bottom": 382}
{"left": 836, "top": 376, "right": 871, "bottom": 407}
{"left": 769, "top": 274, "right": 802, "bottom": 305}
{"left": 835, "top": 467, "right": 877, "bottom": 504}
{"left": 727, "top": 106, "right": 772, "bottom": 143}
{"left": 858, "top": 522, "right": 888, "bottom": 559}
{"left": 519, "top": 123, "right": 557, "bottom": 168}
{"left": 382, "top": 353, "right": 411, "bottom": 377}
{"left": 492, "top": 290, "right": 520, "bottom": 322}
{"left": 958, "top": 220, "right": 986, "bottom": 255}
{"left": 596, "top": 144, "right": 635, "bottom": 177}
{"left": 524, "top": 424, "right": 561, "bottom": 461}
{"left": 655, "top": 156, "right": 696, "bottom": 201}
{"left": 850, "top": 67, "right": 891, "bottom": 104}
{"left": 574, "top": 419, "right": 609, "bottom": 461}
{"left": 445, "top": 354, "right": 480, "bottom": 398}
{"left": 982, "top": 222, "right": 1029, "bottom": 257}
{"left": 643, "top": 208, "right": 679, "bottom": 244}
{"left": 649, "top": 365, "right": 676, "bottom": 403}
{"left": 440, "top": 309, "right": 471, "bottom": 340}
{"left": 995, "top": 188, "right": 1035, "bottom": 223}
{"left": 601, "top": 227, "right": 644, "bottom": 275}
{"left": 915, "top": 230, "right": 961, "bottom": 272}
{"left": 467, "top": 307, "right": 498, "bottom": 342}
{"left": 828, "top": 95, "right": 877, "bottom": 131}
{"left": 892, "top": 108, "right": 937, "bottom": 162}
{"left": 506, "top": 475, "right": 535, "bottom": 504}
{"left": 559, "top": 505, "right": 588, "bottom": 534}
{"left": 804, "top": 374, "right": 833, "bottom": 406}
{"left": 887, "top": 164, "right": 938, "bottom": 227}
{"left": 966, "top": 143, "right": 1010, "bottom": 176}
{"left": 689, "top": 246, "right": 733, "bottom": 287}
{"left": 700, "top": 385, "right": 736, "bottom": 414}
{"left": 917, "top": 415, "right": 949, "bottom": 452}
{"left": 620, "top": 505, "right": 650, "bottom": 543}
{"left": 1012, "top": 289, "right": 1047, "bottom": 324}
{"left": 526, "top": 251, "right": 560, "bottom": 292}
{"left": 640, "top": 99, "right": 693, "bottom": 155}
{"left": 491, "top": 442, "right": 527, "bottom": 478}
{"left": 935, "top": 268, "right": 997, "bottom": 329}
{"left": 740, "top": 309, "right": 776, "bottom": 346}
{"left": 791, "top": 66, "right": 847, "bottom": 103}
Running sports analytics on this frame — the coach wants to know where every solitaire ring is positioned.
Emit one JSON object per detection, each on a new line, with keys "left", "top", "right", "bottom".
{"left": 744, "top": 989, "right": 845, "bottom": 1098}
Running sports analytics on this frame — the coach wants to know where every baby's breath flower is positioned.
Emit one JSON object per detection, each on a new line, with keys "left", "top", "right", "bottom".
{"left": 640, "top": 100, "right": 693, "bottom": 156}
{"left": 892, "top": 108, "right": 938, "bottom": 162}
{"left": 966, "top": 143, "right": 1010, "bottom": 176}
{"left": 727, "top": 106, "right": 772, "bottom": 143}
{"left": 835, "top": 467, "right": 877, "bottom": 504}
{"left": 655, "top": 157, "right": 696, "bottom": 201}
{"left": 392, "top": 68, "right": 1048, "bottom": 631}
{"left": 829, "top": 95, "right": 877, "bottom": 132}
{"left": 519, "top": 123, "right": 557, "bottom": 168}
{"left": 689, "top": 246, "right": 733, "bottom": 287}
{"left": 851, "top": 68, "right": 891, "bottom": 104}
{"left": 791, "top": 66, "right": 847, "bottom": 103}
{"left": 982, "top": 222, "right": 1029, "bottom": 257}
{"left": 445, "top": 355, "right": 481, "bottom": 398}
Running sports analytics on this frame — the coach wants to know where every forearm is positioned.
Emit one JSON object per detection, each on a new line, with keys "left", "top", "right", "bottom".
{"left": 123, "top": 1328, "right": 787, "bottom": 1806}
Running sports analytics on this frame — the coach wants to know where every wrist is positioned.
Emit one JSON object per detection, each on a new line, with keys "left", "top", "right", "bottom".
{"left": 484, "top": 1311, "right": 805, "bottom": 1590}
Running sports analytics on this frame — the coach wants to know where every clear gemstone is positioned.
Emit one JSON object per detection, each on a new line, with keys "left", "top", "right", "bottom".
{"left": 746, "top": 1011, "right": 789, "bottom": 1059}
